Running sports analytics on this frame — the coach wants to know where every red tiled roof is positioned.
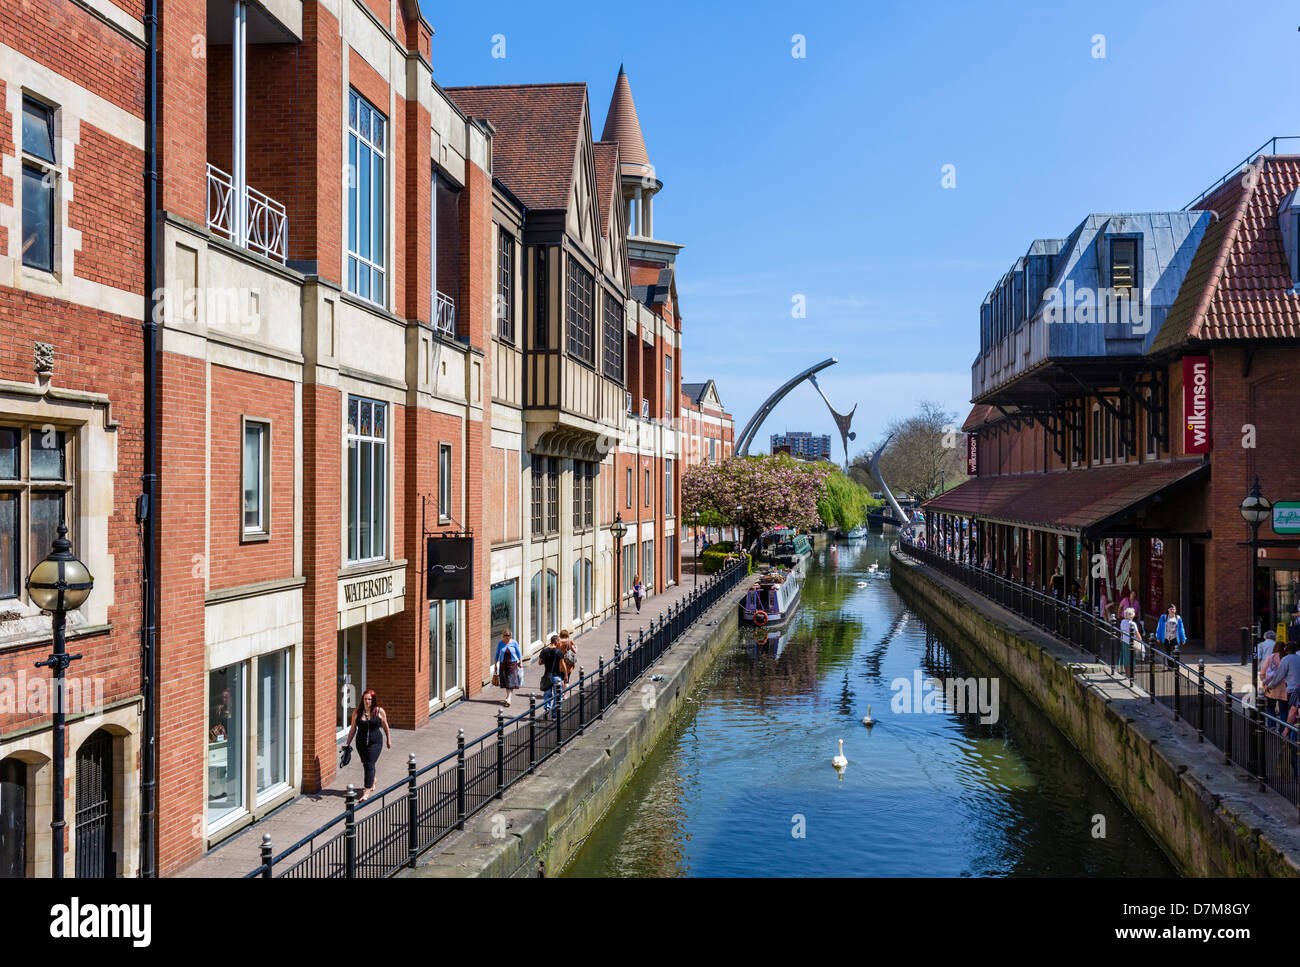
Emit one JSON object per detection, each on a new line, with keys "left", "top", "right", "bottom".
{"left": 923, "top": 460, "right": 1207, "bottom": 534}
{"left": 593, "top": 141, "right": 619, "bottom": 238}
{"left": 1156, "top": 155, "right": 1300, "bottom": 351}
{"left": 962, "top": 404, "right": 999, "bottom": 433}
{"left": 444, "top": 83, "right": 587, "bottom": 211}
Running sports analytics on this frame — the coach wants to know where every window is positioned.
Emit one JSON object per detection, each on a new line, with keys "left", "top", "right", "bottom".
{"left": 665, "top": 460, "right": 673, "bottom": 516}
{"left": 1091, "top": 403, "right": 1102, "bottom": 466}
{"left": 546, "top": 458, "right": 559, "bottom": 533}
{"left": 534, "top": 248, "right": 548, "bottom": 349}
{"left": 497, "top": 229, "right": 515, "bottom": 343}
{"left": 566, "top": 260, "right": 596, "bottom": 364}
{"left": 666, "top": 543, "right": 675, "bottom": 585}
{"left": 490, "top": 580, "right": 516, "bottom": 646}
{"left": 429, "top": 599, "right": 461, "bottom": 705}
{"left": 622, "top": 542, "right": 634, "bottom": 595}
{"left": 572, "top": 559, "right": 581, "bottom": 623}
{"left": 242, "top": 420, "right": 269, "bottom": 536}
{"left": 572, "top": 461, "right": 594, "bottom": 529}
{"left": 584, "top": 463, "right": 594, "bottom": 527}
{"left": 602, "top": 292, "right": 623, "bottom": 381}
{"left": 1110, "top": 238, "right": 1137, "bottom": 290}
{"left": 256, "top": 650, "right": 289, "bottom": 796}
{"left": 626, "top": 467, "right": 632, "bottom": 507}
{"left": 0, "top": 426, "right": 73, "bottom": 600}
{"left": 573, "top": 462, "right": 584, "bottom": 530}
{"left": 438, "top": 444, "right": 452, "bottom": 521}
{"left": 346, "top": 397, "right": 387, "bottom": 563}
{"left": 545, "top": 569, "right": 557, "bottom": 637}
{"left": 664, "top": 356, "right": 673, "bottom": 418}
{"left": 1144, "top": 389, "right": 1159, "bottom": 459}
{"left": 208, "top": 663, "right": 246, "bottom": 828}
{"left": 642, "top": 542, "right": 654, "bottom": 593}
{"left": 529, "top": 572, "right": 542, "bottom": 644}
{"left": 583, "top": 558, "right": 592, "bottom": 619}
{"left": 531, "top": 460, "right": 544, "bottom": 536}
{"left": 21, "top": 97, "right": 56, "bottom": 273}
{"left": 644, "top": 468, "right": 651, "bottom": 507}
{"left": 347, "top": 90, "right": 387, "bottom": 304}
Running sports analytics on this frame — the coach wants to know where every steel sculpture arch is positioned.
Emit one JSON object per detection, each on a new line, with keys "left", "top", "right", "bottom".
{"left": 734, "top": 357, "right": 838, "bottom": 457}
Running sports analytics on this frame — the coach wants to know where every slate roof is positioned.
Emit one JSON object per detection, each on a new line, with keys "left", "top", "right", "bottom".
{"left": 443, "top": 83, "right": 587, "bottom": 211}
{"left": 1154, "top": 155, "right": 1300, "bottom": 352}
{"left": 630, "top": 265, "right": 673, "bottom": 307}
{"left": 923, "top": 460, "right": 1207, "bottom": 535}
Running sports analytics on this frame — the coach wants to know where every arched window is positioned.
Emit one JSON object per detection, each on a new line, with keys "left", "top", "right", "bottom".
{"left": 529, "top": 571, "right": 542, "bottom": 645}
{"left": 0, "top": 757, "right": 26, "bottom": 878}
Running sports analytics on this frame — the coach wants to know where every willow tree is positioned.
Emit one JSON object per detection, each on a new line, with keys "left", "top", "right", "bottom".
{"left": 682, "top": 453, "right": 829, "bottom": 552}
{"left": 815, "top": 467, "right": 880, "bottom": 532}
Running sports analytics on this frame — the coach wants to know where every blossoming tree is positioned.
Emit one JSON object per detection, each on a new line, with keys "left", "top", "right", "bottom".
{"left": 682, "top": 453, "right": 831, "bottom": 552}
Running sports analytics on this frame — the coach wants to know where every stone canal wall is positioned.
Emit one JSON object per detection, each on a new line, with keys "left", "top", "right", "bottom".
{"left": 891, "top": 548, "right": 1300, "bottom": 877}
{"left": 402, "top": 582, "right": 749, "bottom": 878}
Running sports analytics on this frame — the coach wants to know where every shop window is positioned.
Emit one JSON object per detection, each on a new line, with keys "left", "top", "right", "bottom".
{"left": 572, "top": 559, "right": 581, "bottom": 623}
{"left": 207, "top": 663, "right": 246, "bottom": 830}
{"left": 346, "top": 397, "right": 387, "bottom": 563}
{"left": 490, "top": 580, "right": 516, "bottom": 648}
{"left": 545, "top": 569, "right": 558, "bottom": 637}
{"left": 529, "top": 572, "right": 542, "bottom": 645}
{"left": 256, "top": 649, "right": 289, "bottom": 797}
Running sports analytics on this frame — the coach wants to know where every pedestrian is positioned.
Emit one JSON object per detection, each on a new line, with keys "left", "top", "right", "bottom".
{"left": 1289, "top": 607, "right": 1300, "bottom": 646}
{"left": 1263, "top": 640, "right": 1300, "bottom": 719}
{"left": 1118, "top": 586, "right": 1140, "bottom": 624}
{"left": 344, "top": 688, "right": 390, "bottom": 801}
{"left": 557, "top": 629, "right": 578, "bottom": 685}
{"left": 1050, "top": 570, "right": 1064, "bottom": 599}
{"left": 1257, "top": 629, "right": 1278, "bottom": 664}
{"left": 1119, "top": 607, "right": 1144, "bottom": 664}
{"left": 1068, "top": 580, "right": 1082, "bottom": 607}
{"left": 536, "top": 634, "right": 566, "bottom": 718}
{"left": 1261, "top": 639, "right": 1289, "bottom": 723}
{"left": 494, "top": 628, "right": 523, "bottom": 707}
{"left": 632, "top": 573, "right": 644, "bottom": 613}
{"left": 1154, "top": 604, "right": 1187, "bottom": 648}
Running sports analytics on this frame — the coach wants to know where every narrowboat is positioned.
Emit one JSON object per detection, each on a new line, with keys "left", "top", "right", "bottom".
{"left": 739, "top": 566, "right": 804, "bottom": 627}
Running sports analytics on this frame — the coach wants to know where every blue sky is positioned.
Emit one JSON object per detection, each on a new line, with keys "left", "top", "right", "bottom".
{"left": 422, "top": 0, "right": 1300, "bottom": 458}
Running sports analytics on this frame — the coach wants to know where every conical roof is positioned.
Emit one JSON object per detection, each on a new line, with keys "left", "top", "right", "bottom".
{"left": 600, "top": 65, "right": 654, "bottom": 181}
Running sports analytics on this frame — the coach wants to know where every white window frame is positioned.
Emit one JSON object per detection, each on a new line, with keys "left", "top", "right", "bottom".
{"left": 346, "top": 396, "right": 387, "bottom": 564}
{"left": 20, "top": 94, "right": 61, "bottom": 277}
{"left": 438, "top": 443, "right": 452, "bottom": 522}
{"left": 241, "top": 417, "right": 271, "bottom": 539}
{"left": 347, "top": 89, "right": 387, "bottom": 306}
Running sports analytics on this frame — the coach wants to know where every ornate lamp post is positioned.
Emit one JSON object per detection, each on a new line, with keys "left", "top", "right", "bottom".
{"left": 610, "top": 513, "right": 628, "bottom": 647}
{"left": 27, "top": 522, "right": 94, "bottom": 879}
{"left": 1240, "top": 476, "right": 1272, "bottom": 667}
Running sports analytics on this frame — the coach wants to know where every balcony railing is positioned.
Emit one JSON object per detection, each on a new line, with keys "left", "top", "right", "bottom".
{"left": 206, "top": 163, "right": 287, "bottom": 263}
{"left": 435, "top": 290, "right": 456, "bottom": 336}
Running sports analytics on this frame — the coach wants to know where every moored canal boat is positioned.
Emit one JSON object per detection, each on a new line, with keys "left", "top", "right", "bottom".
{"left": 739, "top": 566, "right": 804, "bottom": 627}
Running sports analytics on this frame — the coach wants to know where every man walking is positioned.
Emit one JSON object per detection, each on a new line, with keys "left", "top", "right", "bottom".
{"left": 536, "top": 634, "right": 566, "bottom": 719}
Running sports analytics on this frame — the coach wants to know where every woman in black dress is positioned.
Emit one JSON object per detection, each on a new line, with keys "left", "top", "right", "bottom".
{"left": 345, "top": 688, "right": 391, "bottom": 801}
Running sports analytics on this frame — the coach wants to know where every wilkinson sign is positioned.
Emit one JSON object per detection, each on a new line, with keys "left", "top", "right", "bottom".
{"left": 1182, "top": 356, "right": 1210, "bottom": 454}
{"left": 966, "top": 434, "right": 978, "bottom": 476}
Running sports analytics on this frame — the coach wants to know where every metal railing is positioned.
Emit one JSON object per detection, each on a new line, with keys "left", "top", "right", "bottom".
{"left": 435, "top": 290, "right": 456, "bottom": 336}
{"left": 1182, "top": 136, "right": 1300, "bottom": 210}
{"left": 245, "top": 559, "right": 746, "bottom": 877}
{"left": 206, "top": 163, "right": 288, "bottom": 263}
{"left": 896, "top": 540, "right": 1300, "bottom": 819}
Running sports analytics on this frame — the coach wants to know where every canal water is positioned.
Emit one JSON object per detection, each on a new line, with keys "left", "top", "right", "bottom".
{"left": 565, "top": 536, "right": 1177, "bottom": 877}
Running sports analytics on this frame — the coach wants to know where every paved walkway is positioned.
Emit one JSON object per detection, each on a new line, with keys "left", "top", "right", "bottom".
{"left": 178, "top": 572, "right": 711, "bottom": 877}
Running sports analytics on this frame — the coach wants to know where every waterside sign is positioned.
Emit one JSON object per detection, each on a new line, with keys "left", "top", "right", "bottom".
{"left": 1182, "top": 356, "right": 1210, "bottom": 454}
{"left": 337, "top": 564, "right": 405, "bottom": 616}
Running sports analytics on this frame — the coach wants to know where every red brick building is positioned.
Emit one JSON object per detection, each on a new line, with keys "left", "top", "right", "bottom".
{"left": 152, "top": 0, "right": 494, "bottom": 872}
{"left": 0, "top": 0, "right": 147, "bottom": 876}
{"left": 927, "top": 148, "right": 1300, "bottom": 653}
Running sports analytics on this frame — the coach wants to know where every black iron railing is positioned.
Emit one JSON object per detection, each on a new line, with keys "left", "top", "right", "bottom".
{"left": 245, "top": 560, "right": 747, "bottom": 877}
{"left": 895, "top": 540, "right": 1300, "bottom": 819}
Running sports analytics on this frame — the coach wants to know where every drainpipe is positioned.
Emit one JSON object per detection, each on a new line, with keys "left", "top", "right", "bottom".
{"left": 139, "top": 0, "right": 159, "bottom": 878}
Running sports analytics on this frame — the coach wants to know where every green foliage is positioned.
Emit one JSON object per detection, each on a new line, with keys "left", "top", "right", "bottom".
{"left": 815, "top": 467, "right": 881, "bottom": 532}
{"left": 701, "top": 543, "right": 751, "bottom": 574}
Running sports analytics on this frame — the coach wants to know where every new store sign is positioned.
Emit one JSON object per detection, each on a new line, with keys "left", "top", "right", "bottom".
{"left": 1182, "top": 356, "right": 1210, "bottom": 454}
{"left": 1274, "top": 502, "right": 1300, "bottom": 536}
{"left": 427, "top": 536, "right": 474, "bottom": 600}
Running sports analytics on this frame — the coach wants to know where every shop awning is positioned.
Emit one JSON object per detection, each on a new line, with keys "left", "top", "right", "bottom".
{"left": 923, "top": 460, "right": 1208, "bottom": 536}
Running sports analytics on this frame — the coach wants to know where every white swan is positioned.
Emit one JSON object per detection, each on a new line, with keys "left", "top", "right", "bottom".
{"left": 862, "top": 704, "right": 875, "bottom": 727}
{"left": 831, "top": 738, "right": 848, "bottom": 770}
{"left": 868, "top": 562, "right": 879, "bottom": 572}
{"left": 856, "top": 580, "right": 868, "bottom": 588}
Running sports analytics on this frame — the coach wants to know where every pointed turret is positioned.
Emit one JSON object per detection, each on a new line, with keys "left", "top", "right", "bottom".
{"left": 601, "top": 66, "right": 654, "bottom": 181}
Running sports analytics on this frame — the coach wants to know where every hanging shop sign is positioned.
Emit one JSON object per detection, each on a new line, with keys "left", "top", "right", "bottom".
{"left": 1273, "top": 502, "right": 1300, "bottom": 536}
{"left": 966, "top": 433, "right": 978, "bottom": 476}
{"left": 427, "top": 535, "right": 474, "bottom": 600}
{"left": 1182, "top": 356, "right": 1210, "bottom": 454}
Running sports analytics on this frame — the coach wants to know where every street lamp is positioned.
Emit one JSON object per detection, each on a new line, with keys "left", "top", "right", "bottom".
{"left": 690, "top": 511, "right": 701, "bottom": 588}
{"left": 1240, "top": 475, "right": 1272, "bottom": 667}
{"left": 610, "top": 513, "right": 628, "bottom": 647}
{"left": 27, "top": 521, "right": 94, "bottom": 879}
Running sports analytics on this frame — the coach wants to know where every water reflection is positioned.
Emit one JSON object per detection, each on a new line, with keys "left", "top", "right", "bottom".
{"left": 566, "top": 534, "right": 1176, "bottom": 878}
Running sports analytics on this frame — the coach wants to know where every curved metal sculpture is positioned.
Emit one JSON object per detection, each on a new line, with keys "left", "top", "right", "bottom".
{"left": 735, "top": 357, "right": 838, "bottom": 457}
{"left": 808, "top": 373, "right": 857, "bottom": 472}
{"left": 867, "top": 433, "right": 912, "bottom": 535}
